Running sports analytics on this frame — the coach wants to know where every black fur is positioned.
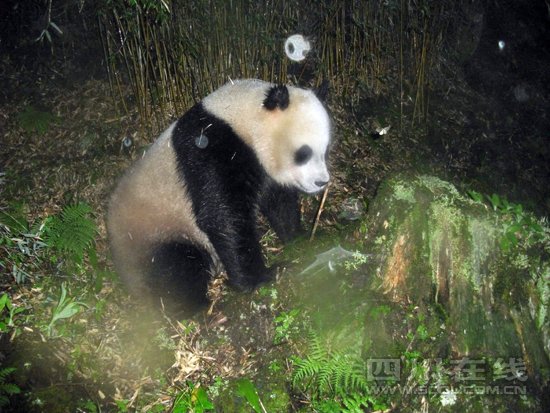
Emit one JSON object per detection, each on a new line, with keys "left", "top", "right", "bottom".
{"left": 155, "top": 104, "right": 301, "bottom": 302}
{"left": 260, "top": 180, "right": 303, "bottom": 243}
{"left": 294, "top": 145, "right": 313, "bottom": 166}
{"left": 148, "top": 241, "right": 212, "bottom": 312}
{"left": 263, "top": 85, "right": 289, "bottom": 110}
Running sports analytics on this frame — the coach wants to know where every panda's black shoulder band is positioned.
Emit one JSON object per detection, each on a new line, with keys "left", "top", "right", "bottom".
{"left": 263, "top": 84, "right": 289, "bottom": 111}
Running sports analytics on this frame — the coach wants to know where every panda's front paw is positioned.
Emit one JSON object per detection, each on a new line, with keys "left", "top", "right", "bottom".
{"left": 229, "top": 266, "right": 279, "bottom": 291}
{"left": 256, "top": 265, "right": 278, "bottom": 285}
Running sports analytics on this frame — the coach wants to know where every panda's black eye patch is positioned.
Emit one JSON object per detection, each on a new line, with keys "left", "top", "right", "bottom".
{"left": 294, "top": 145, "right": 313, "bottom": 165}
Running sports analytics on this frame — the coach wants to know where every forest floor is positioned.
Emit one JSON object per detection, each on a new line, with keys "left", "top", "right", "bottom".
{"left": 0, "top": 51, "right": 549, "bottom": 411}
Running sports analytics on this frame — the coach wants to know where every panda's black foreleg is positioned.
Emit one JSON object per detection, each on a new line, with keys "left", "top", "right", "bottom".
{"left": 259, "top": 182, "right": 304, "bottom": 243}
{"left": 207, "top": 217, "right": 274, "bottom": 291}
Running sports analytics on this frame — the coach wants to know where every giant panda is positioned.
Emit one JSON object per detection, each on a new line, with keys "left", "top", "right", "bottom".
{"left": 107, "top": 79, "right": 331, "bottom": 311}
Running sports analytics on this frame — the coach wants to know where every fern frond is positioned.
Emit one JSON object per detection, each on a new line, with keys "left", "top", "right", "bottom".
{"left": 45, "top": 203, "right": 97, "bottom": 262}
{"left": 341, "top": 392, "right": 370, "bottom": 412}
{"left": 333, "top": 356, "right": 347, "bottom": 394}
{"left": 292, "top": 331, "right": 369, "bottom": 399}
{"left": 0, "top": 368, "right": 16, "bottom": 380}
{"left": 0, "top": 383, "right": 20, "bottom": 395}
{"left": 307, "top": 330, "right": 328, "bottom": 361}
{"left": 345, "top": 364, "right": 369, "bottom": 393}
{"left": 317, "top": 359, "right": 335, "bottom": 395}
{"left": 292, "top": 356, "right": 321, "bottom": 388}
{"left": 0, "top": 367, "right": 20, "bottom": 408}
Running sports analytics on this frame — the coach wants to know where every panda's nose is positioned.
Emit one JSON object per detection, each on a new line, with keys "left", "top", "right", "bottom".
{"left": 315, "top": 180, "right": 329, "bottom": 187}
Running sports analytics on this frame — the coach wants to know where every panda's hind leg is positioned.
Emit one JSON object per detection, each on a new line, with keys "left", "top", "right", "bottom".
{"left": 148, "top": 241, "right": 213, "bottom": 313}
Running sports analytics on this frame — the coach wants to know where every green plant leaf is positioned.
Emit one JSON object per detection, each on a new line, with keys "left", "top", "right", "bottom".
{"left": 172, "top": 395, "right": 189, "bottom": 413}
{"left": 52, "top": 302, "right": 82, "bottom": 322}
{"left": 47, "top": 283, "right": 86, "bottom": 336}
{"left": 236, "top": 379, "right": 262, "bottom": 413}
{"left": 488, "top": 193, "right": 501, "bottom": 210}
{"left": 0, "top": 294, "right": 8, "bottom": 312}
{"left": 192, "top": 386, "right": 214, "bottom": 412}
{"left": 467, "top": 190, "right": 484, "bottom": 203}
{"left": 58, "top": 282, "right": 68, "bottom": 306}
{"left": 115, "top": 399, "right": 129, "bottom": 412}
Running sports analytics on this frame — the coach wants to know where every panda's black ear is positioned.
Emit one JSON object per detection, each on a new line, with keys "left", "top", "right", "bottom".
{"left": 314, "top": 79, "right": 329, "bottom": 102}
{"left": 263, "top": 85, "right": 289, "bottom": 111}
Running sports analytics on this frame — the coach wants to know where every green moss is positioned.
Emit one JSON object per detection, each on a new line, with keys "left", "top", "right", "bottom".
{"left": 469, "top": 218, "right": 497, "bottom": 284}
{"left": 494, "top": 258, "right": 530, "bottom": 306}
{"left": 392, "top": 181, "right": 416, "bottom": 204}
{"left": 415, "top": 175, "right": 461, "bottom": 198}
{"left": 534, "top": 266, "right": 549, "bottom": 330}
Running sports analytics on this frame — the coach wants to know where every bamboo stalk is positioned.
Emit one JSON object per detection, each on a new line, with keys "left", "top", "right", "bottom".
{"left": 310, "top": 183, "right": 330, "bottom": 242}
{"left": 98, "top": 0, "right": 450, "bottom": 136}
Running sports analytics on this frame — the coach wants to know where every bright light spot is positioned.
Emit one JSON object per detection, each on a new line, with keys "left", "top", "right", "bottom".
{"left": 284, "top": 34, "right": 311, "bottom": 62}
{"left": 498, "top": 40, "right": 506, "bottom": 51}
{"left": 122, "top": 137, "right": 133, "bottom": 148}
{"left": 440, "top": 389, "right": 457, "bottom": 406}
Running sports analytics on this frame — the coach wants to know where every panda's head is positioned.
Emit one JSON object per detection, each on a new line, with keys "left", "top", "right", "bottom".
{"left": 203, "top": 80, "right": 331, "bottom": 194}
{"left": 261, "top": 84, "right": 330, "bottom": 194}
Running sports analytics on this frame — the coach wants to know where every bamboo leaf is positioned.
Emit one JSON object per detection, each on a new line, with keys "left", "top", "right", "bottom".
{"left": 49, "top": 21, "right": 63, "bottom": 35}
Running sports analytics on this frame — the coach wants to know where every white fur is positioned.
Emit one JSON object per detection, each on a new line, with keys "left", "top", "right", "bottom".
{"left": 107, "top": 122, "right": 217, "bottom": 294}
{"left": 203, "top": 79, "right": 330, "bottom": 193}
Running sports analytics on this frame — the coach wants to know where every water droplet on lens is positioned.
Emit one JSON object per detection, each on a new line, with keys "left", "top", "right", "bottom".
{"left": 195, "top": 134, "right": 209, "bottom": 149}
